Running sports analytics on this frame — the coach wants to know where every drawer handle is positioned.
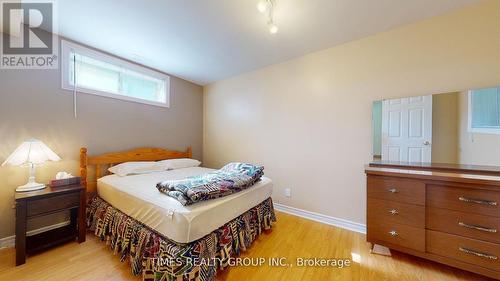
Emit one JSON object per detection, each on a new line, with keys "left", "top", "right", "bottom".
{"left": 458, "top": 222, "right": 497, "bottom": 233}
{"left": 458, "top": 247, "right": 498, "bottom": 260}
{"left": 458, "top": 196, "right": 498, "bottom": 206}
{"left": 387, "top": 188, "right": 398, "bottom": 193}
{"left": 388, "top": 230, "right": 398, "bottom": 237}
{"left": 388, "top": 209, "right": 399, "bottom": 215}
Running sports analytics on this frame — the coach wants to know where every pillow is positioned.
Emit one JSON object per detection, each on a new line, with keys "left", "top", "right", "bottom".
{"left": 159, "top": 158, "right": 201, "bottom": 170}
{"left": 108, "top": 161, "right": 167, "bottom": 177}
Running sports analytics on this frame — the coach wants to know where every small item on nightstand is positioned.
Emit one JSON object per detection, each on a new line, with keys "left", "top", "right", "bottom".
{"left": 56, "top": 171, "right": 74, "bottom": 179}
{"left": 50, "top": 173, "right": 81, "bottom": 188}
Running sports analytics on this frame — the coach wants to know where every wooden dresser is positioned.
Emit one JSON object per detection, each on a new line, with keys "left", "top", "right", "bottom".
{"left": 366, "top": 163, "right": 500, "bottom": 280}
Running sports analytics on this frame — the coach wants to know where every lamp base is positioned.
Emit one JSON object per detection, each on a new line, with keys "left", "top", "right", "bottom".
{"left": 16, "top": 182, "right": 46, "bottom": 192}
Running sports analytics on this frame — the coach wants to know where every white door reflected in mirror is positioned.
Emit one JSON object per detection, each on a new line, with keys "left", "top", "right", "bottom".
{"left": 381, "top": 95, "right": 433, "bottom": 163}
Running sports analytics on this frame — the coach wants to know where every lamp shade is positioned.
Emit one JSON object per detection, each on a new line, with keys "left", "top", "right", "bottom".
{"left": 1, "top": 139, "right": 61, "bottom": 166}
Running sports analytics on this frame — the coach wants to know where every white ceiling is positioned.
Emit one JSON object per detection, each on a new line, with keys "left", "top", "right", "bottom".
{"left": 56, "top": 0, "right": 480, "bottom": 85}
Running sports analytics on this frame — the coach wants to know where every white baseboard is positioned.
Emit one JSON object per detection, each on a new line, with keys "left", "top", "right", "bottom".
{"left": 0, "top": 221, "right": 71, "bottom": 249}
{"left": 0, "top": 236, "right": 14, "bottom": 249}
{"left": 273, "top": 203, "right": 366, "bottom": 234}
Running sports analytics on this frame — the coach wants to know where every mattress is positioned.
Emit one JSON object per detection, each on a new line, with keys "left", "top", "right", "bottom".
{"left": 97, "top": 167, "right": 273, "bottom": 243}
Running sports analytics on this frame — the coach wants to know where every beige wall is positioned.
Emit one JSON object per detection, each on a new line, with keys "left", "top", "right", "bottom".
{"left": 203, "top": 0, "right": 500, "bottom": 225}
{"left": 458, "top": 91, "right": 500, "bottom": 166}
{"left": 432, "top": 92, "right": 459, "bottom": 163}
{"left": 0, "top": 39, "right": 203, "bottom": 239}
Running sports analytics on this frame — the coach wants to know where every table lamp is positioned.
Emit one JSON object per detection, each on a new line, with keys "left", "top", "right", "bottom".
{"left": 1, "top": 139, "right": 61, "bottom": 192}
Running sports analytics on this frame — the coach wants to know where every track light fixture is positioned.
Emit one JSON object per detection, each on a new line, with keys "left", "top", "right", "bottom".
{"left": 257, "top": 0, "right": 278, "bottom": 35}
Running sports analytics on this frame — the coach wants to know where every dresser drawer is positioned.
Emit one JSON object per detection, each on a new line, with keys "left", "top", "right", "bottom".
{"left": 427, "top": 230, "right": 500, "bottom": 272}
{"left": 368, "top": 198, "right": 424, "bottom": 228}
{"left": 27, "top": 192, "right": 80, "bottom": 217}
{"left": 427, "top": 207, "right": 500, "bottom": 244}
{"left": 427, "top": 185, "right": 500, "bottom": 217}
{"left": 367, "top": 176, "right": 425, "bottom": 205}
{"left": 368, "top": 221, "right": 425, "bottom": 252}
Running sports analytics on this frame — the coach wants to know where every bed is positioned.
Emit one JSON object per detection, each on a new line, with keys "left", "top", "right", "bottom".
{"left": 80, "top": 147, "right": 276, "bottom": 281}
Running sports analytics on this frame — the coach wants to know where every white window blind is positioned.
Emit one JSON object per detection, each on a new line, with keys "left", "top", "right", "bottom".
{"left": 62, "top": 40, "right": 170, "bottom": 108}
{"left": 469, "top": 87, "right": 500, "bottom": 134}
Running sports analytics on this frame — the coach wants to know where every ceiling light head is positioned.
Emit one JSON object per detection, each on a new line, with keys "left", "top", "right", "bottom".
{"left": 258, "top": 0, "right": 278, "bottom": 35}
{"left": 257, "top": 1, "right": 267, "bottom": 13}
{"left": 268, "top": 21, "right": 278, "bottom": 34}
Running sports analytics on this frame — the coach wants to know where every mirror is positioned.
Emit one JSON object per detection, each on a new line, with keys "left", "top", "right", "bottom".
{"left": 372, "top": 87, "right": 500, "bottom": 166}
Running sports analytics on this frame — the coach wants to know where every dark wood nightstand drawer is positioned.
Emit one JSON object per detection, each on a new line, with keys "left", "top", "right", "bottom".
{"left": 27, "top": 192, "right": 80, "bottom": 217}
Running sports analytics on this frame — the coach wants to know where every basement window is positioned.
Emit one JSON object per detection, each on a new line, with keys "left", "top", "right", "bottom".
{"left": 468, "top": 87, "right": 500, "bottom": 134}
{"left": 61, "top": 40, "right": 169, "bottom": 107}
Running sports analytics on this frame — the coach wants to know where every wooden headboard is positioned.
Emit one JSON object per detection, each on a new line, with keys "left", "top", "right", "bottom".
{"left": 80, "top": 146, "right": 192, "bottom": 193}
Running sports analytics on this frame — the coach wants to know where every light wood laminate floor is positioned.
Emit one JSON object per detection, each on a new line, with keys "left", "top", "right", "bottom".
{"left": 0, "top": 211, "right": 493, "bottom": 281}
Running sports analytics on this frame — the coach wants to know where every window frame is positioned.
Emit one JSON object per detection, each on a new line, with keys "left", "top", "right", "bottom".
{"left": 468, "top": 89, "right": 500, "bottom": 135}
{"left": 61, "top": 40, "right": 170, "bottom": 108}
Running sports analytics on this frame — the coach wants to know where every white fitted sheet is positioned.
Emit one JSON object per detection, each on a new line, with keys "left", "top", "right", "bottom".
{"left": 97, "top": 167, "right": 273, "bottom": 243}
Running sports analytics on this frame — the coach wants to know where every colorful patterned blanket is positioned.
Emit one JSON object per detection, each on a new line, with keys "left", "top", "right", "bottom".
{"left": 156, "top": 162, "right": 264, "bottom": 205}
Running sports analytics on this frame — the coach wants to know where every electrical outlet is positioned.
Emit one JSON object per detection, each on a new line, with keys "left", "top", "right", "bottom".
{"left": 284, "top": 188, "right": 291, "bottom": 198}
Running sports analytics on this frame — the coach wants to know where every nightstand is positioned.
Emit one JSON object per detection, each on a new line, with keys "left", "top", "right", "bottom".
{"left": 15, "top": 184, "right": 86, "bottom": 266}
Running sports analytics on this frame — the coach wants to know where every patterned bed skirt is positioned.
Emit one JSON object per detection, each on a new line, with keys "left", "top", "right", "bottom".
{"left": 86, "top": 196, "right": 276, "bottom": 281}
